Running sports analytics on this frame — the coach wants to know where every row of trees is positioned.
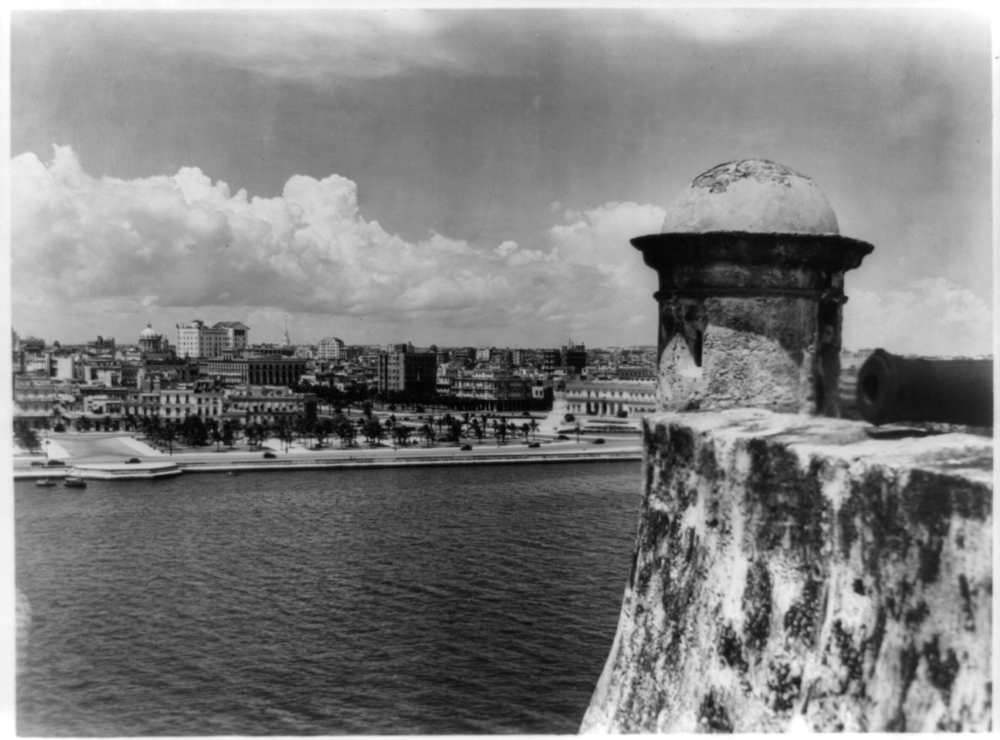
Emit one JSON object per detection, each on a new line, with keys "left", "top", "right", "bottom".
{"left": 297, "top": 379, "right": 551, "bottom": 414}
{"left": 14, "top": 420, "right": 41, "bottom": 454}
{"left": 21, "top": 405, "right": 548, "bottom": 458}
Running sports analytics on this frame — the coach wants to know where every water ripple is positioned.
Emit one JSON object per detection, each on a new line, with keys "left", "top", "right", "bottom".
{"left": 17, "top": 462, "right": 639, "bottom": 735}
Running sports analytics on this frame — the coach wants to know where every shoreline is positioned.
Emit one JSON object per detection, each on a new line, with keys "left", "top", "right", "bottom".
{"left": 14, "top": 444, "right": 642, "bottom": 479}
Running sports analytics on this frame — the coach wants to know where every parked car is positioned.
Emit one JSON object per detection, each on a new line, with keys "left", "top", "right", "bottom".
{"left": 527, "top": 442, "right": 541, "bottom": 448}
{"left": 47, "top": 460, "right": 66, "bottom": 466}
{"left": 263, "top": 451, "right": 277, "bottom": 459}
{"left": 30, "top": 461, "right": 45, "bottom": 467}
{"left": 460, "top": 444, "right": 473, "bottom": 451}
{"left": 557, "top": 434, "right": 569, "bottom": 441}
{"left": 592, "top": 438, "right": 606, "bottom": 445}
{"left": 125, "top": 458, "right": 141, "bottom": 464}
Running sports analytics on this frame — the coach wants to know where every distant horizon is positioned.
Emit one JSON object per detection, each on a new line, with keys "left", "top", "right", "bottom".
{"left": 11, "top": 8, "right": 992, "bottom": 357}
{"left": 12, "top": 325, "right": 992, "bottom": 359}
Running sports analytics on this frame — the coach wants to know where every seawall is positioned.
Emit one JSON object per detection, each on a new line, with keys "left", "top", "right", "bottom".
{"left": 13, "top": 449, "right": 641, "bottom": 479}
{"left": 581, "top": 409, "right": 992, "bottom": 732}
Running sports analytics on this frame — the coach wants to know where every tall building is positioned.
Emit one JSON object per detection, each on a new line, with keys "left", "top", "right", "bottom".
{"left": 377, "top": 352, "right": 437, "bottom": 395}
{"left": 317, "top": 337, "right": 345, "bottom": 361}
{"left": 563, "top": 341, "right": 587, "bottom": 374}
{"left": 176, "top": 320, "right": 249, "bottom": 359}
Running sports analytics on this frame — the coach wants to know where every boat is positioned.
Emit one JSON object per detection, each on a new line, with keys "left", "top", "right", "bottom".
{"left": 63, "top": 477, "right": 88, "bottom": 489}
{"left": 35, "top": 479, "right": 56, "bottom": 487}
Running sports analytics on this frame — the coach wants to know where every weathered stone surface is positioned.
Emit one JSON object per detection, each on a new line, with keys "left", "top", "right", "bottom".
{"left": 633, "top": 160, "right": 872, "bottom": 419}
{"left": 660, "top": 160, "right": 839, "bottom": 236}
{"left": 581, "top": 409, "right": 992, "bottom": 732}
{"left": 657, "top": 296, "right": 818, "bottom": 414}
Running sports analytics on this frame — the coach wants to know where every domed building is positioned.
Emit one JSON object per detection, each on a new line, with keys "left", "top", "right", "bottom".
{"left": 631, "top": 159, "right": 873, "bottom": 415}
{"left": 138, "top": 324, "right": 166, "bottom": 354}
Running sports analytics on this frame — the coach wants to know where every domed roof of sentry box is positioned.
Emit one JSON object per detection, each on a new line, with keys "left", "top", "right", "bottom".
{"left": 140, "top": 324, "right": 160, "bottom": 339}
{"left": 660, "top": 159, "right": 840, "bottom": 236}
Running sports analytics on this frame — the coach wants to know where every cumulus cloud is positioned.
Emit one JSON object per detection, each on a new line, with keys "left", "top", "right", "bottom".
{"left": 550, "top": 201, "right": 665, "bottom": 294}
{"left": 12, "top": 145, "right": 663, "bottom": 346}
{"left": 844, "top": 278, "right": 993, "bottom": 357}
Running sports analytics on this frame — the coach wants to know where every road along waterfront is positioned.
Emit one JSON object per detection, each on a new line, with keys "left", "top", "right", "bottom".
{"left": 14, "top": 432, "right": 641, "bottom": 478}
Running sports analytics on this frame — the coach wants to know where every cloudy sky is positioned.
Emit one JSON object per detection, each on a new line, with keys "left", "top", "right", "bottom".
{"left": 9, "top": 7, "right": 993, "bottom": 354}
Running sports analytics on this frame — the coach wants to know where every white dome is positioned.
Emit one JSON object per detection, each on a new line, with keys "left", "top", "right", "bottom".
{"left": 661, "top": 159, "right": 839, "bottom": 236}
{"left": 139, "top": 324, "right": 160, "bottom": 339}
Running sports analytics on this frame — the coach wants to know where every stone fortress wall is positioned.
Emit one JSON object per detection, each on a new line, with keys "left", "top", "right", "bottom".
{"left": 580, "top": 160, "right": 992, "bottom": 732}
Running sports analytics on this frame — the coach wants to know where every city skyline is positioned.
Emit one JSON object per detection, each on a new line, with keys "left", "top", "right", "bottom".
{"left": 10, "top": 7, "right": 993, "bottom": 356}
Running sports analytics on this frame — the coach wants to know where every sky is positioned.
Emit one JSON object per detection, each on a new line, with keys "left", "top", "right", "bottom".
{"left": 7, "top": 6, "right": 994, "bottom": 355}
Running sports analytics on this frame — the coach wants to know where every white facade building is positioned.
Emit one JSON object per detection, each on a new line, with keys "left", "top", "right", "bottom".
{"left": 317, "top": 337, "right": 345, "bottom": 361}
{"left": 176, "top": 320, "right": 249, "bottom": 359}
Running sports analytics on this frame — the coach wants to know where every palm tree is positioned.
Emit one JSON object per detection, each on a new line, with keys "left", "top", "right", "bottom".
{"left": 315, "top": 417, "right": 334, "bottom": 448}
{"left": 14, "top": 420, "right": 40, "bottom": 454}
{"left": 161, "top": 420, "right": 177, "bottom": 455}
{"left": 210, "top": 421, "right": 224, "bottom": 451}
{"left": 420, "top": 423, "right": 435, "bottom": 447}
{"left": 333, "top": 415, "right": 355, "bottom": 448}
{"left": 492, "top": 419, "right": 507, "bottom": 447}
{"left": 222, "top": 419, "right": 238, "bottom": 449}
{"left": 529, "top": 418, "right": 539, "bottom": 439}
{"left": 394, "top": 425, "right": 411, "bottom": 449}
{"left": 278, "top": 422, "right": 295, "bottom": 452}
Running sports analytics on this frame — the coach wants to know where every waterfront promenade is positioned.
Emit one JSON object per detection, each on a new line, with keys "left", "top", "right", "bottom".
{"left": 13, "top": 430, "right": 642, "bottom": 478}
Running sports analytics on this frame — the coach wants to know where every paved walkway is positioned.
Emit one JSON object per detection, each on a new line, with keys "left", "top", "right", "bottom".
{"left": 117, "top": 437, "right": 163, "bottom": 456}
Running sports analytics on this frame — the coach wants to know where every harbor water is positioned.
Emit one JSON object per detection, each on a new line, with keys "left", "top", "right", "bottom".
{"left": 16, "top": 461, "right": 641, "bottom": 735}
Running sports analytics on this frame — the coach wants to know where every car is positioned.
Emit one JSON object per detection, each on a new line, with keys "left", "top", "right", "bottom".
{"left": 521, "top": 411, "right": 532, "bottom": 417}
{"left": 460, "top": 444, "right": 473, "bottom": 451}
{"left": 557, "top": 434, "right": 569, "bottom": 441}
{"left": 124, "top": 458, "right": 141, "bottom": 464}
{"left": 263, "top": 451, "right": 277, "bottom": 459}
{"left": 30, "top": 461, "right": 46, "bottom": 467}
{"left": 47, "top": 459, "right": 65, "bottom": 466}
{"left": 527, "top": 442, "right": 540, "bottom": 448}
{"left": 592, "top": 438, "right": 606, "bottom": 445}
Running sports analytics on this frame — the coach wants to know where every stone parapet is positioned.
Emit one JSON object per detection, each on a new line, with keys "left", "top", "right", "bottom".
{"left": 581, "top": 409, "right": 992, "bottom": 732}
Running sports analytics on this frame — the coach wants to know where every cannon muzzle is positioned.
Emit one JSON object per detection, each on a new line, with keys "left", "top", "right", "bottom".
{"left": 855, "top": 349, "right": 993, "bottom": 427}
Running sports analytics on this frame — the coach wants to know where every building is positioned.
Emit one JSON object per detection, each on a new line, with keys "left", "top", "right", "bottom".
{"left": 246, "top": 345, "right": 294, "bottom": 357}
{"left": 563, "top": 380, "right": 657, "bottom": 418}
{"left": 225, "top": 385, "right": 316, "bottom": 427}
{"left": 138, "top": 324, "right": 169, "bottom": 354}
{"left": 615, "top": 366, "right": 656, "bottom": 382}
{"left": 317, "top": 337, "right": 345, "bottom": 361}
{"left": 450, "top": 368, "right": 533, "bottom": 412}
{"left": 176, "top": 320, "right": 249, "bottom": 359}
{"left": 86, "top": 336, "right": 115, "bottom": 355}
{"left": 12, "top": 376, "right": 59, "bottom": 428}
{"left": 539, "top": 349, "right": 562, "bottom": 373}
{"left": 377, "top": 351, "right": 437, "bottom": 395}
{"left": 201, "top": 356, "right": 307, "bottom": 387}
{"left": 123, "top": 383, "right": 226, "bottom": 423}
{"left": 562, "top": 342, "right": 587, "bottom": 374}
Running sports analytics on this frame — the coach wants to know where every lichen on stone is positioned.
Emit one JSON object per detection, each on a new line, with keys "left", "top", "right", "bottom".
{"left": 691, "top": 159, "right": 806, "bottom": 194}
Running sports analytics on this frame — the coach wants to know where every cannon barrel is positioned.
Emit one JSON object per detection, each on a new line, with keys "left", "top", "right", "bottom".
{"left": 855, "top": 349, "right": 993, "bottom": 427}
